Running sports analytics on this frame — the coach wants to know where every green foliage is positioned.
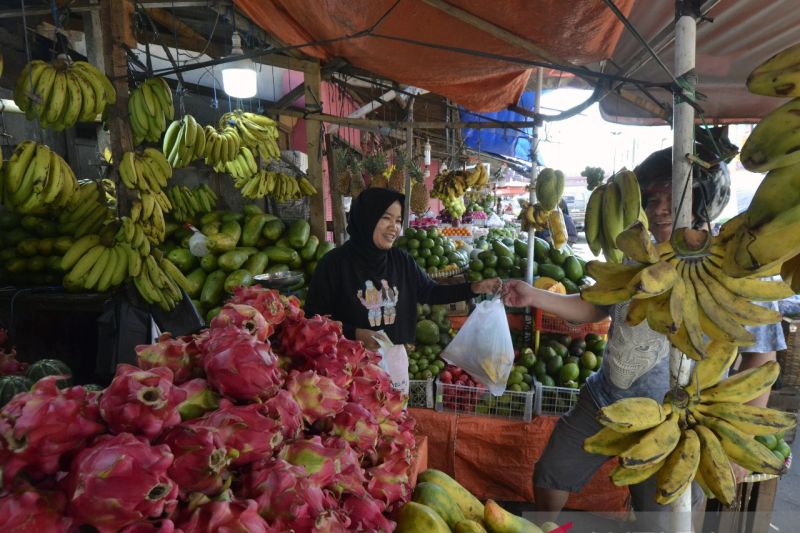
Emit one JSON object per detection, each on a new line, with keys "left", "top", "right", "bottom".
{"left": 581, "top": 166, "right": 606, "bottom": 191}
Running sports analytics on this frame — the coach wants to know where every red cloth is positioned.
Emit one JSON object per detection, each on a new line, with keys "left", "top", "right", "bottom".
{"left": 410, "top": 408, "right": 630, "bottom": 514}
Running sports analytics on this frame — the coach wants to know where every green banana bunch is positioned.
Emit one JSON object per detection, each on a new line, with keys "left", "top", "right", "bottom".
{"left": 535, "top": 167, "right": 565, "bottom": 211}
{"left": 746, "top": 41, "right": 800, "bottom": 98}
{"left": 114, "top": 216, "right": 150, "bottom": 262}
{"left": 163, "top": 115, "right": 205, "bottom": 168}
{"left": 118, "top": 148, "right": 173, "bottom": 193}
{"left": 215, "top": 145, "right": 258, "bottom": 182}
{"left": 61, "top": 236, "right": 130, "bottom": 293}
{"left": 1, "top": 141, "right": 79, "bottom": 215}
{"left": 219, "top": 109, "right": 280, "bottom": 163}
{"left": 234, "top": 169, "right": 315, "bottom": 201}
{"left": 132, "top": 254, "right": 183, "bottom": 311}
{"left": 14, "top": 57, "right": 115, "bottom": 130}
{"left": 740, "top": 98, "right": 800, "bottom": 172}
{"left": 128, "top": 78, "right": 174, "bottom": 145}
{"left": 130, "top": 190, "right": 171, "bottom": 244}
{"left": 203, "top": 125, "right": 242, "bottom": 166}
{"left": 166, "top": 184, "right": 218, "bottom": 222}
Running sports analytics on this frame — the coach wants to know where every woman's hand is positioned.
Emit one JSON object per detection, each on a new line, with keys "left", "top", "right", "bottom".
{"left": 355, "top": 328, "right": 388, "bottom": 351}
{"left": 502, "top": 279, "right": 536, "bottom": 308}
{"left": 471, "top": 277, "right": 502, "bottom": 295}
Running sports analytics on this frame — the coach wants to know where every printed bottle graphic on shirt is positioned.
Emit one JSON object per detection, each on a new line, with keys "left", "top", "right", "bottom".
{"left": 356, "top": 279, "right": 400, "bottom": 327}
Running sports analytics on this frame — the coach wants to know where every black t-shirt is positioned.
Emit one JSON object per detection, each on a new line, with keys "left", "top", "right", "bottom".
{"left": 304, "top": 246, "right": 474, "bottom": 344}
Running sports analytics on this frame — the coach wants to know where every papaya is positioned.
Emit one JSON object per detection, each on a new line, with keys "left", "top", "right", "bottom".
{"left": 201, "top": 221, "right": 221, "bottom": 237}
{"left": 200, "top": 270, "right": 226, "bottom": 307}
{"left": 276, "top": 237, "right": 292, "bottom": 249}
{"left": 242, "top": 204, "right": 264, "bottom": 216}
{"left": 205, "top": 306, "right": 222, "bottom": 323}
{"left": 417, "top": 469, "right": 484, "bottom": 522}
{"left": 199, "top": 211, "right": 223, "bottom": 226}
{"left": 483, "top": 499, "right": 542, "bottom": 533}
{"left": 17, "top": 238, "right": 39, "bottom": 257}
{"left": 533, "top": 237, "right": 550, "bottom": 262}
{"left": 241, "top": 213, "right": 270, "bottom": 247}
{"left": 261, "top": 219, "right": 286, "bottom": 242}
{"left": 300, "top": 235, "right": 320, "bottom": 261}
{"left": 514, "top": 239, "right": 529, "bottom": 259}
{"left": 538, "top": 263, "right": 565, "bottom": 281}
{"left": 185, "top": 268, "right": 208, "bottom": 299}
{"left": 264, "top": 245, "right": 298, "bottom": 266}
{"left": 166, "top": 248, "right": 198, "bottom": 273}
{"left": 454, "top": 520, "right": 489, "bottom": 533}
{"left": 287, "top": 219, "right": 311, "bottom": 249}
{"left": 289, "top": 252, "right": 303, "bottom": 270}
{"left": 243, "top": 252, "right": 269, "bottom": 276}
{"left": 266, "top": 263, "right": 289, "bottom": 274}
{"left": 224, "top": 269, "right": 253, "bottom": 293}
{"left": 28, "top": 256, "right": 47, "bottom": 272}
{"left": 207, "top": 221, "right": 242, "bottom": 253}
{"left": 413, "top": 482, "right": 466, "bottom": 528}
{"left": 220, "top": 212, "right": 244, "bottom": 224}
{"left": 394, "top": 502, "right": 450, "bottom": 533}
{"left": 492, "top": 240, "right": 514, "bottom": 258}
{"left": 315, "top": 241, "right": 335, "bottom": 261}
{"left": 218, "top": 249, "right": 252, "bottom": 272}
{"left": 200, "top": 254, "right": 218, "bottom": 273}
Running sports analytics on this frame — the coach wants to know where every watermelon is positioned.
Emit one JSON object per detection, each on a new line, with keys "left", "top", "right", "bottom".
{"left": 26, "top": 358, "right": 72, "bottom": 388}
{"left": 0, "top": 375, "right": 32, "bottom": 407}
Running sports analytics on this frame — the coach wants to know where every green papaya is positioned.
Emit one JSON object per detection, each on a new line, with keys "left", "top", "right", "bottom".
{"left": 199, "top": 211, "right": 223, "bottom": 225}
{"left": 266, "top": 263, "right": 290, "bottom": 274}
{"left": 242, "top": 204, "right": 264, "bottom": 216}
{"left": 538, "top": 263, "right": 565, "bottom": 281}
{"left": 492, "top": 240, "right": 513, "bottom": 258}
{"left": 201, "top": 221, "right": 221, "bottom": 236}
{"left": 243, "top": 252, "right": 269, "bottom": 276}
{"left": 200, "top": 270, "right": 226, "bottom": 307}
{"left": 395, "top": 502, "right": 450, "bottom": 533}
{"left": 289, "top": 252, "right": 303, "bottom": 270}
{"left": 207, "top": 221, "right": 241, "bottom": 253}
{"left": 261, "top": 219, "right": 286, "bottom": 242}
{"left": 264, "top": 245, "right": 298, "bottom": 266}
{"left": 299, "top": 235, "right": 320, "bottom": 262}
{"left": 205, "top": 306, "right": 222, "bottom": 323}
{"left": 166, "top": 248, "right": 198, "bottom": 273}
{"left": 218, "top": 249, "right": 252, "bottom": 272}
{"left": 276, "top": 237, "right": 292, "bottom": 249}
{"left": 220, "top": 212, "right": 244, "bottom": 224}
{"left": 412, "top": 482, "right": 466, "bottom": 528}
{"left": 315, "top": 241, "right": 335, "bottom": 261}
{"left": 224, "top": 269, "right": 253, "bottom": 293}
{"left": 533, "top": 237, "right": 551, "bottom": 262}
{"left": 563, "top": 255, "right": 583, "bottom": 282}
{"left": 17, "top": 238, "right": 39, "bottom": 257}
{"left": 514, "top": 239, "right": 529, "bottom": 258}
{"left": 241, "top": 213, "right": 270, "bottom": 247}
{"left": 287, "top": 219, "right": 311, "bottom": 249}
{"left": 185, "top": 268, "right": 207, "bottom": 299}
{"left": 200, "top": 254, "right": 218, "bottom": 273}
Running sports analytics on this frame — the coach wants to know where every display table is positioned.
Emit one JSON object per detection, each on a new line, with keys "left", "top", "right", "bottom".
{"left": 409, "top": 408, "right": 630, "bottom": 516}
{"left": 409, "top": 435, "right": 429, "bottom": 487}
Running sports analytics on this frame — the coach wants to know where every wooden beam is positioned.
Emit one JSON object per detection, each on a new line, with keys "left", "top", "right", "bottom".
{"left": 146, "top": 7, "right": 224, "bottom": 58}
{"left": 100, "top": 0, "right": 137, "bottom": 216}
{"left": 304, "top": 62, "right": 326, "bottom": 241}
{"left": 324, "top": 134, "right": 347, "bottom": 245}
{"left": 274, "top": 84, "right": 305, "bottom": 110}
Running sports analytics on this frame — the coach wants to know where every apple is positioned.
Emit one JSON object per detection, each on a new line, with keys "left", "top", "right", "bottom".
{"left": 440, "top": 370, "right": 453, "bottom": 383}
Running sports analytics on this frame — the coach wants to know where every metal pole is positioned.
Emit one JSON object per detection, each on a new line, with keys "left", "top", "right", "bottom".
{"left": 526, "top": 68, "right": 543, "bottom": 284}
{"left": 670, "top": 7, "right": 697, "bottom": 533}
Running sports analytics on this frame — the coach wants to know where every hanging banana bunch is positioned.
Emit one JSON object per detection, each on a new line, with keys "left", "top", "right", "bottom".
{"left": 128, "top": 77, "right": 174, "bottom": 144}
{"left": 130, "top": 190, "right": 171, "bottom": 245}
{"left": 584, "top": 169, "right": 646, "bottom": 263}
{"left": 203, "top": 125, "right": 242, "bottom": 166}
{"left": 1, "top": 141, "right": 79, "bottom": 214}
{"left": 162, "top": 115, "right": 205, "bottom": 168}
{"left": 118, "top": 148, "right": 172, "bottom": 193}
{"left": 219, "top": 110, "right": 280, "bottom": 163}
{"left": 585, "top": 341, "right": 793, "bottom": 506}
{"left": 14, "top": 57, "right": 116, "bottom": 130}
{"left": 167, "top": 184, "right": 218, "bottom": 222}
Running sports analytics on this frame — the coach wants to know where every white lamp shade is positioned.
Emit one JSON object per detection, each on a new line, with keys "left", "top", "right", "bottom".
{"left": 222, "top": 58, "right": 257, "bottom": 98}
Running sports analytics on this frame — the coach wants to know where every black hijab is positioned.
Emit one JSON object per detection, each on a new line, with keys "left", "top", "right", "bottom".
{"left": 344, "top": 187, "right": 405, "bottom": 271}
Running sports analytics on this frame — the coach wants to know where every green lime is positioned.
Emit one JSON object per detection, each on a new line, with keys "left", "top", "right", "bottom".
{"left": 408, "top": 363, "right": 418, "bottom": 374}
{"left": 497, "top": 255, "right": 514, "bottom": 269}
{"left": 407, "top": 238, "right": 420, "bottom": 249}
{"left": 777, "top": 440, "right": 791, "bottom": 458}
{"left": 419, "top": 247, "right": 431, "bottom": 258}
{"left": 756, "top": 434, "right": 778, "bottom": 450}
{"left": 538, "top": 345, "right": 556, "bottom": 361}
{"left": 409, "top": 248, "right": 419, "bottom": 258}
{"left": 579, "top": 368, "right": 594, "bottom": 383}
{"left": 507, "top": 372, "right": 523, "bottom": 386}
{"left": 559, "top": 362, "right": 580, "bottom": 384}
{"left": 566, "top": 356, "right": 580, "bottom": 367}
{"left": 415, "top": 256, "right": 426, "bottom": 267}
{"left": 523, "top": 373, "right": 533, "bottom": 384}
{"left": 421, "top": 369, "right": 433, "bottom": 380}
{"left": 519, "top": 382, "right": 531, "bottom": 392}
{"left": 395, "top": 236, "right": 408, "bottom": 248}
{"left": 482, "top": 267, "right": 498, "bottom": 278}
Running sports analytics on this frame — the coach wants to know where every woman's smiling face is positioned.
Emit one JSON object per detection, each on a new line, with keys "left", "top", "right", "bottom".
{"left": 373, "top": 201, "right": 403, "bottom": 250}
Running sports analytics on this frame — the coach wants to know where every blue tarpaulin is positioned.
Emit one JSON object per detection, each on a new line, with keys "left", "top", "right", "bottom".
{"left": 460, "top": 91, "right": 539, "bottom": 162}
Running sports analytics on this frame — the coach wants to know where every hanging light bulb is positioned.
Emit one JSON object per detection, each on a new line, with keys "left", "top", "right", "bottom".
{"left": 423, "top": 138, "right": 431, "bottom": 166}
{"left": 222, "top": 32, "right": 257, "bottom": 99}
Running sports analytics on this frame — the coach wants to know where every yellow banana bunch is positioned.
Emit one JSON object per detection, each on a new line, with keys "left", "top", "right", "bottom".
{"left": 14, "top": 57, "right": 115, "bottom": 130}
{"left": 61, "top": 232, "right": 130, "bottom": 294}
{"left": 584, "top": 169, "right": 647, "bottom": 263}
{"left": 464, "top": 163, "right": 490, "bottom": 188}
{"left": 234, "top": 169, "right": 315, "bottom": 201}
{"left": 517, "top": 201, "right": 549, "bottom": 232}
{"left": 431, "top": 170, "right": 469, "bottom": 200}
{"left": 163, "top": 115, "right": 205, "bottom": 168}
{"left": 132, "top": 254, "right": 184, "bottom": 311}
{"left": 118, "top": 148, "right": 172, "bottom": 193}
{"left": 585, "top": 350, "right": 793, "bottom": 506}
{"left": 1, "top": 141, "right": 79, "bottom": 215}
{"left": 166, "top": 184, "right": 218, "bottom": 222}
{"left": 215, "top": 145, "right": 258, "bottom": 182}
{"left": 219, "top": 110, "right": 280, "bottom": 163}
{"left": 114, "top": 216, "right": 151, "bottom": 259}
{"left": 203, "top": 125, "right": 242, "bottom": 166}
{"left": 747, "top": 42, "right": 800, "bottom": 98}
{"left": 535, "top": 167, "right": 565, "bottom": 211}
{"left": 128, "top": 78, "right": 174, "bottom": 145}
{"left": 131, "top": 190, "right": 171, "bottom": 244}
{"left": 56, "top": 181, "right": 114, "bottom": 237}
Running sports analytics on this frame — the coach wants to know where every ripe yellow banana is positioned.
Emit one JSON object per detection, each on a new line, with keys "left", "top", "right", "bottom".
{"left": 601, "top": 182, "right": 624, "bottom": 263}
{"left": 620, "top": 411, "right": 681, "bottom": 469}
{"left": 612, "top": 169, "right": 642, "bottom": 229}
{"left": 611, "top": 458, "right": 666, "bottom": 487}
{"left": 627, "top": 260, "right": 679, "bottom": 298}
{"left": 699, "top": 361, "right": 780, "bottom": 404}
{"left": 598, "top": 397, "right": 667, "bottom": 433}
{"left": 614, "top": 221, "right": 659, "bottom": 264}
{"left": 740, "top": 97, "right": 800, "bottom": 172}
{"left": 695, "top": 412, "right": 786, "bottom": 475}
{"left": 746, "top": 42, "right": 800, "bottom": 97}
{"left": 584, "top": 184, "right": 605, "bottom": 257}
{"left": 684, "top": 340, "right": 739, "bottom": 397}
{"left": 655, "top": 429, "right": 700, "bottom": 505}
{"left": 694, "top": 424, "right": 736, "bottom": 506}
{"left": 694, "top": 402, "right": 796, "bottom": 437}
{"left": 583, "top": 426, "right": 646, "bottom": 456}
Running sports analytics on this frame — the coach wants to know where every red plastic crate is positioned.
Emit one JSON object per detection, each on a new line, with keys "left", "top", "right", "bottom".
{"left": 535, "top": 309, "right": 610, "bottom": 339}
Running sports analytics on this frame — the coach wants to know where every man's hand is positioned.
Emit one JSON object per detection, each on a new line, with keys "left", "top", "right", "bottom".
{"left": 471, "top": 277, "right": 502, "bottom": 295}
{"left": 502, "top": 279, "right": 536, "bottom": 308}
{"left": 355, "top": 328, "right": 389, "bottom": 350}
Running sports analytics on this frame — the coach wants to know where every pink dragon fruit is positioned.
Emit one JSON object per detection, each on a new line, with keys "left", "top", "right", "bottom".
{"left": 196, "top": 404, "right": 283, "bottom": 467}
{"left": 159, "top": 423, "right": 231, "bottom": 497}
{"left": 229, "top": 286, "right": 288, "bottom": 326}
{"left": 177, "top": 498, "right": 273, "bottom": 533}
{"left": 321, "top": 436, "right": 368, "bottom": 497}
{"left": 136, "top": 333, "right": 202, "bottom": 385}
{"left": 376, "top": 417, "right": 417, "bottom": 464}
{"left": 64, "top": 433, "right": 178, "bottom": 533}
{"left": 0, "top": 348, "right": 27, "bottom": 376}
{"left": 305, "top": 352, "right": 354, "bottom": 389}
{"left": 355, "top": 362, "right": 394, "bottom": 391}
{"left": 175, "top": 379, "right": 219, "bottom": 421}
{"left": 278, "top": 436, "right": 342, "bottom": 487}
{"left": 285, "top": 370, "right": 347, "bottom": 424}
{"left": 262, "top": 389, "right": 304, "bottom": 441}
{"left": 366, "top": 457, "right": 412, "bottom": 509}
{"left": 239, "top": 458, "right": 327, "bottom": 531}
{"left": 0, "top": 377, "right": 105, "bottom": 485}
{"left": 120, "top": 519, "right": 181, "bottom": 533}
{"left": 0, "top": 487, "right": 74, "bottom": 532}
{"left": 210, "top": 304, "right": 273, "bottom": 341}
{"left": 279, "top": 315, "right": 341, "bottom": 361}
{"left": 335, "top": 338, "right": 369, "bottom": 370}
{"left": 331, "top": 403, "right": 380, "bottom": 455}
{"left": 201, "top": 328, "right": 284, "bottom": 402}
{"left": 99, "top": 364, "right": 186, "bottom": 440}
{"left": 311, "top": 508, "right": 352, "bottom": 533}
{"left": 342, "top": 494, "right": 395, "bottom": 532}
{"left": 348, "top": 376, "right": 390, "bottom": 419}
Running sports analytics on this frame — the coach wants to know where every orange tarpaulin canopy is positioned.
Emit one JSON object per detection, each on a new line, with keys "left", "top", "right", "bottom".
{"left": 234, "top": 0, "right": 634, "bottom": 112}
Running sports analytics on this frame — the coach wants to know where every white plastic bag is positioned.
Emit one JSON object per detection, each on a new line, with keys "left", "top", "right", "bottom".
{"left": 442, "top": 298, "right": 514, "bottom": 396}
{"left": 374, "top": 332, "right": 410, "bottom": 395}
{"left": 187, "top": 225, "right": 209, "bottom": 257}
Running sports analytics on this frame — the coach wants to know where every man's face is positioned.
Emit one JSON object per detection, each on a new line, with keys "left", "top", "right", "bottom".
{"left": 644, "top": 183, "right": 672, "bottom": 244}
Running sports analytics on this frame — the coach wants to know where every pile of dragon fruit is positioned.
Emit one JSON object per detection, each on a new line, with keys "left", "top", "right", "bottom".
{"left": 0, "top": 287, "right": 416, "bottom": 532}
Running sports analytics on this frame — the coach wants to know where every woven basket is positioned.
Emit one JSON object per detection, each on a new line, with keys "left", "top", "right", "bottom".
{"left": 779, "top": 318, "right": 800, "bottom": 388}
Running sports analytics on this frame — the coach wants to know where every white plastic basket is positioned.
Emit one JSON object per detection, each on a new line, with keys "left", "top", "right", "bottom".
{"left": 408, "top": 379, "right": 434, "bottom": 408}
{"left": 534, "top": 382, "right": 580, "bottom": 416}
{"left": 435, "top": 380, "right": 534, "bottom": 421}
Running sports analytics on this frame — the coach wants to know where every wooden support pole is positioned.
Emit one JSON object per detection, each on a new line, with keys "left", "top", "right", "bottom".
{"left": 325, "top": 134, "right": 347, "bottom": 245}
{"left": 304, "top": 62, "right": 326, "bottom": 241}
{"left": 100, "top": 0, "right": 136, "bottom": 216}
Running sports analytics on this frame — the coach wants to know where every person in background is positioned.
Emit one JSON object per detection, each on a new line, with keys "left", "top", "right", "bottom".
{"left": 558, "top": 199, "right": 578, "bottom": 246}
{"left": 305, "top": 187, "right": 501, "bottom": 350}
